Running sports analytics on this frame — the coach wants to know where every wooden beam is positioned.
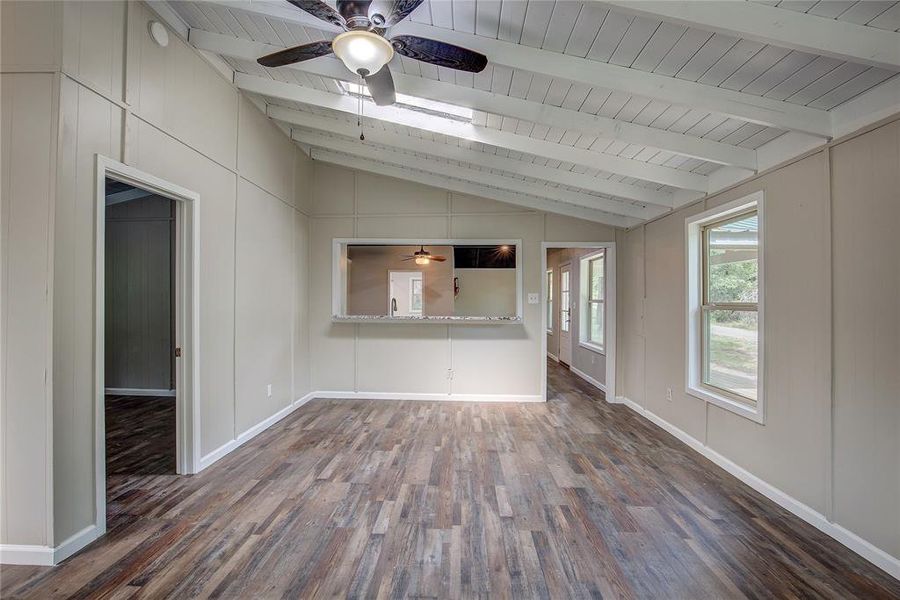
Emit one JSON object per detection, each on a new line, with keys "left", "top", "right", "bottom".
{"left": 308, "top": 148, "right": 642, "bottom": 227}
{"left": 194, "top": 0, "right": 833, "bottom": 136}
{"left": 105, "top": 188, "right": 154, "bottom": 206}
{"left": 293, "top": 130, "right": 666, "bottom": 220}
{"left": 601, "top": 1, "right": 900, "bottom": 71}
{"left": 237, "top": 73, "right": 709, "bottom": 191}
{"left": 188, "top": 28, "right": 758, "bottom": 169}
{"left": 273, "top": 105, "right": 680, "bottom": 208}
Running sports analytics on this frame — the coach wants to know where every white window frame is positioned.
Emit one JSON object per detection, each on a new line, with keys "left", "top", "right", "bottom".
{"left": 546, "top": 269, "right": 553, "bottom": 333}
{"left": 578, "top": 250, "right": 605, "bottom": 355}
{"left": 409, "top": 274, "right": 423, "bottom": 315}
{"left": 685, "top": 191, "right": 765, "bottom": 424}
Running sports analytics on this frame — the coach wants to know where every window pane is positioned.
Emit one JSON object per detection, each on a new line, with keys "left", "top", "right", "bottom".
{"left": 589, "top": 301, "right": 603, "bottom": 346}
{"left": 411, "top": 279, "right": 422, "bottom": 312}
{"left": 589, "top": 256, "right": 604, "bottom": 301}
{"left": 706, "top": 213, "right": 758, "bottom": 304}
{"left": 703, "top": 309, "right": 757, "bottom": 401}
{"left": 561, "top": 270, "right": 570, "bottom": 332}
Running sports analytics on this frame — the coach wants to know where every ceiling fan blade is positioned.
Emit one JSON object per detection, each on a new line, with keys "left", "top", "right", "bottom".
{"left": 257, "top": 41, "right": 333, "bottom": 67}
{"left": 390, "top": 35, "right": 487, "bottom": 73}
{"left": 368, "top": 0, "right": 424, "bottom": 27}
{"left": 429, "top": 256, "right": 447, "bottom": 262}
{"left": 287, "top": 0, "right": 347, "bottom": 29}
{"left": 364, "top": 65, "right": 396, "bottom": 106}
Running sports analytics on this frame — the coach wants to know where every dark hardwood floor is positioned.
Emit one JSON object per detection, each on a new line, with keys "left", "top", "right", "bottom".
{"left": 2, "top": 361, "right": 898, "bottom": 599}
{"left": 105, "top": 394, "right": 176, "bottom": 477}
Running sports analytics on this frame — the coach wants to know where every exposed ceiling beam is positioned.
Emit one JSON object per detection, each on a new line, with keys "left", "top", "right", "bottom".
{"left": 308, "top": 148, "right": 642, "bottom": 228}
{"left": 195, "top": 0, "right": 833, "bottom": 136}
{"left": 188, "top": 29, "right": 757, "bottom": 169}
{"left": 270, "top": 104, "right": 683, "bottom": 208}
{"left": 601, "top": 1, "right": 900, "bottom": 71}
{"left": 237, "top": 73, "right": 709, "bottom": 191}
{"left": 293, "top": 130, "right": 667, "bottom": 221}
{"left": 105, "top": 188, "right": 154, "bottom": 206}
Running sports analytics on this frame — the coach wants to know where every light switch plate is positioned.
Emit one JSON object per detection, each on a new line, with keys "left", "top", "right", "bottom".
{"left": 527, "top": 293, "right": 540, "bottom": 305}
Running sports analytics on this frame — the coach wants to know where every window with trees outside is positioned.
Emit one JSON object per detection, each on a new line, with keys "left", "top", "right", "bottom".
{"left": 546, "top": 269, "right": 553, "bottom": 332}
{"left": 579, "top": 250, "right": 605, "bottom": 353}
{"left": 686, "top": 192, "right": 763, "bottom": 423}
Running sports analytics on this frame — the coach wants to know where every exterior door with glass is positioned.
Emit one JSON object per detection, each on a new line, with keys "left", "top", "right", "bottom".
{"left": 559, "top": 263, "right": 572, "bottom": 365}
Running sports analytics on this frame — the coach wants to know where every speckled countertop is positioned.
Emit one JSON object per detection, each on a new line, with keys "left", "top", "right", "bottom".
{"left": 332, "top": 315, "right": 523, "bottom": 324}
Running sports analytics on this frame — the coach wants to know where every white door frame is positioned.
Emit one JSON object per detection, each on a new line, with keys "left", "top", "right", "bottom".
{"left": 541, "top": 242, "right": 616, "bottom": 403}
{"left": 94, "top": 155, "right": 200, "bottom": 537}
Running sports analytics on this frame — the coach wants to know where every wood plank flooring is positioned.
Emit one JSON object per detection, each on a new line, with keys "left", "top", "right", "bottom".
{"left": 2, "top": 361, "right": 898, "bottom": 598}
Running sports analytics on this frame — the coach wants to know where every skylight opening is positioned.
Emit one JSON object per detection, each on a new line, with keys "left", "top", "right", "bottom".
{"left": 341, "top": 82, "right": 474, "bottom": 122}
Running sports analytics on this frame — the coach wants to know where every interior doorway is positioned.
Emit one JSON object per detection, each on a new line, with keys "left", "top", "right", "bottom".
{"left": 104, "top": 180, "right": 176, "bottom": 486}
{"left": 94, "top": 156, "right": 200, "bottom": 538}
{"left": 542, "top": 243, "right": 616, "bottom": 402}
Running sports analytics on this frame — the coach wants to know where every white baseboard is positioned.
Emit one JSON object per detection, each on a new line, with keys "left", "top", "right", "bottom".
{"left": 198, "top": 392, "right": 317, "bottom": 471}
{"left": 570, "top": 366, "right": 606, "bottom": 392}
{"left": 313, "top": 390, "right": 543, "bottom": 403}
{"left": 0, "top": 544, "right": 54, "bottom": 566}
{"left": 53, "top": 525, "right": 100, "bottom": 564}
{"left": 105, "top": 388, "right": 175, "bottom": 397}
{"left": 613, "top": 395, "right": 900, "bottom": 581}
{"left": 0, "top": 524, "right": 100, "bottom": 566}
{"left": 547, "top": 353, "right": 559, "bottom": 362}
{"left": 197, "top": 389, "right": 541, "bottom": 471}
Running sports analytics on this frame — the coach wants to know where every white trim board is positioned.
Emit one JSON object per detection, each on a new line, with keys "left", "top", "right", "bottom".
{"left": 313, "top": 391, "right": 543, "bottom": 403}
{"left": 197, "top": 389, "right": 542, "bottom": 472}
{"left": 0, "top": 525, "right": 100, "bottom": 566}
{"left": 611, "top": 395, "right": 900, "bottom": 581}
{"left": 0, "top": 545, "right": 54, "bottom": 566}
{"left": 198, "top": 392, "right": 317, "bottom": 471}
{"left": 104, "top": 388, "right": 176, "bottom": 397}
{"left": 570, "top": 366, "right": 607, "bottom": 394}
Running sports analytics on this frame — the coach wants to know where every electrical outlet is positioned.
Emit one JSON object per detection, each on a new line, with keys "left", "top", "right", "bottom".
{"left": 590, "top": 354, "right": 595, "bottom": 365}
{"left": 267, "top": 384, "right": 273, "bottom": 398}
{"left": 527, "top": 293, "right": 540, "bottom": 305}
{"left": 446, "top": 369, "right": 454, "bottom": 380}
{"left": 666, "top": 387, "right": 672, "bottom": 402}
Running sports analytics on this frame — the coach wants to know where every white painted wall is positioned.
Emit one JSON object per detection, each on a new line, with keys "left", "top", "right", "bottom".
{"left": 308, "top": 164, "right": 616, "bottom": 399}
{"left": 0, "top": 0, "right": 313, "bottom": 557}
{"left": 1, "top": 73, "right": 57, "bottom": 548}
{"left": 453, "top": 269, "right": 516, "bottom": 317}
{"left": 617, "top": 117, "right": 900, "bottom": 572}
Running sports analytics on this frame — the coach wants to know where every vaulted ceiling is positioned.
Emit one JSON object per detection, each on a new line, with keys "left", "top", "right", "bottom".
{"left": 158, "top": 0, "right": 900, "bottom": 227}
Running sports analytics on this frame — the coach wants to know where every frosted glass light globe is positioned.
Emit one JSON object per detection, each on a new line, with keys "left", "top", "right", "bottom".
{"left": 332, "top": 31, "right": 394, "bottom": 76}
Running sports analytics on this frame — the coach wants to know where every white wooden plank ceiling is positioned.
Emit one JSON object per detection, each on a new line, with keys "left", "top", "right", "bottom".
{"left": 167, "top": 0, "right": 899, "bottom": 226}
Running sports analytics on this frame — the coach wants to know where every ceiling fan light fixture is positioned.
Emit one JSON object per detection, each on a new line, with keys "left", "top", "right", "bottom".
{"left": 332, "top": 30, "right": 394, "bottom": 76}
{"left": 415, "top": 256, "right": 430, "bottom": 265}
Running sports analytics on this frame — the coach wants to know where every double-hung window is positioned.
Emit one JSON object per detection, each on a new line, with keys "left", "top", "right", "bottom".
{"left": 579, "top": 250, "right": 605, "bottom": 353}
{"left": 686, "top": 192, "right": 764, "bottom": 423}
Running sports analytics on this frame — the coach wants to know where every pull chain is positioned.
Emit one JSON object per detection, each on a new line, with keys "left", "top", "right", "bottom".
{"left": 357, "top": 72, "right": 365, "bottom": 141}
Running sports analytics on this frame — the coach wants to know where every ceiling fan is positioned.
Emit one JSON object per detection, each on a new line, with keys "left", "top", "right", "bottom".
{"left": 257, "top": 0, "right": 488, "bottom": 106}
{"left": 402, "top": 245, "right": 446, "bottom": 265}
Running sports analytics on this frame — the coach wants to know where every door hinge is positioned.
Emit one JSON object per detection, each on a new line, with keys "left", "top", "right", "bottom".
{"left": 174, "top": 347, "right": 182, "bottom": 358}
